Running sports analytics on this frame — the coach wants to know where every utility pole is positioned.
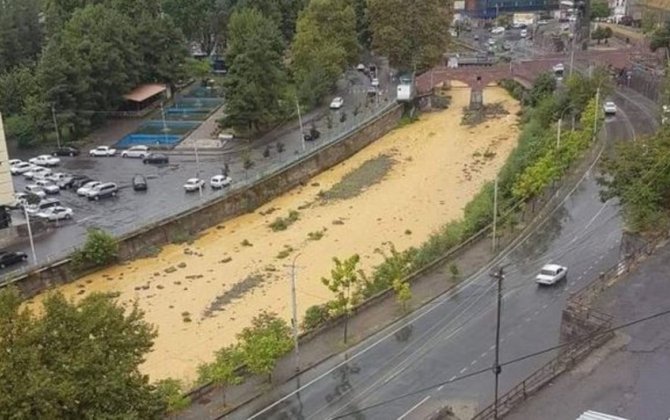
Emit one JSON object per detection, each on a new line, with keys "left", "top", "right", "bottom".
{"left": 593, "top": 86, "right": 601, "bottom": 141}
{"left": 23, "top": 206, "right": 37, "bottom": 264}
{"left": 284, "top": 254, "right": 302, "bottom": 372}
{"left": 296, "top": 97, "right": 305, "bottom": 153}
{"left": 557, "top": 117, "right": 562, "bottom": 149}
{"left": 492, "top": 177, "right": 498, "bottom": 252}
{"left": 51, "top": 105, "right": 62, "bottom": 149}
{"left": 490, "top": 266, "right": 504, "bottom": 419}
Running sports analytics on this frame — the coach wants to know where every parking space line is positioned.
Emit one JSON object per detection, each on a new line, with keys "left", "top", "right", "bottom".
{"left": 437, "top": 385, "right": 444, "bottom": 391}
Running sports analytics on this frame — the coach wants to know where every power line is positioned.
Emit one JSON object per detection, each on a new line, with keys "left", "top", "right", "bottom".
{"left": 329, "top": 306, "right": 670, "bottom": 419}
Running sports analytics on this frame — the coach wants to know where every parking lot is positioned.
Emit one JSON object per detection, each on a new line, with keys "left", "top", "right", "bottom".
{"left": 1, "top": 61, "right": 394, "bottom": 277}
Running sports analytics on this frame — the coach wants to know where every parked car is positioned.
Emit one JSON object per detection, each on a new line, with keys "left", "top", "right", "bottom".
{"left": 52, "top": 146, "right": 80, "bottom": 157}
{"left": 87, "top": 182, "right": 118, "bottom": 200}
{"left": 29, "top": 154, "right": 61, "bottom": 167}
{"left": 121, "top": 145, "right": 149, "bottom": 158}
{"left": 8, "top": 192, "right": 29, "bottom": 209}
{"left": 24, "top": 166, "right": 52, "bottom": 181}
{"left": 8, "top": 159, "right": 22, "bottom": 166}
{"left": 491, "top": 26, "right": 505, "bottom": 34}
{"left": 210, "top": 175, "right": 232, "bottom": 189}
{"left": 142, "top": 153, "right": 169, "bottom": 164}
{"left": 553, "top": 63, "right": 565, "bottom": 74}
{"left": 329, "top": 97, "right": 344, "bottom": 110}
{"left": 34, "top": 180, "right": 60, "bottom": 195}
{"left": 520, "top": 29, "right": 528, "bottom": 38}
{"left": 77, "top": 181, "right": 102, "bottom": 196}
{"left": 356, "top": 63, "right": 366, "bottom": 71}
{"left": 10, "top": 162, "right": 33, "bottom": 175}
{"left": 184, "top": 178, "right": 205, "bottom": 192}
{"left": 603, "top": 101, "right": 617, "bottom": 115}
{"left": 25, "top": 198, "right": 61, "bottom": 215}
{"left": 89, "top": 146, "right": 117, "bottom": 157}
{"left": 24, "top": 185, "right": 46, "bottom": 199}
{"left": 37, "top": 206, "right": 73, "bottom": 221}
{"left": 0, "top": 251, "right": 28, "bottom": 268}
{"left": 371, "top": 77, "right": 380, "bottom": 87}
{"left": 132, "top": 174, "right": 147, "bottom": 191}
{"left": 535, "top": 264, "right": 568, "bottom": 286}
{"left": 47, "top": 172, "right": 74, "bottom": 189}
{"left": 71, "top": 175, "right": 95, "bottom": 189}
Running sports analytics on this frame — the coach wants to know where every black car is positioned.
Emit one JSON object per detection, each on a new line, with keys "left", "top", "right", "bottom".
{"left": 71, "top": 175, "right": 95, "bottom": 189}
{"left": 52, "top": 146, "right": 80, "bottom": 157}
{"left": 132, "top": 174, "right": 147, "bottom": 191}
{"left": 0, "top": 251, "right": 28, "bottom": 268}
{"left": 143, "top": 153, "right": 169, "bottom": 164}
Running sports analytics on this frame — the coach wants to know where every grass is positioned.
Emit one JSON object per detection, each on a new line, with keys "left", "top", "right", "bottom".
{"left": 307, "top": 229, "right": 326, "bottom": 241}
{"left": 276, "top": 246, "right": 294, "bottom": 259}
{"left": 269, "top": 210, "right": 300, "bottom": 232}
{"left": 319, "top": 154, "right": 396, "bottom": 202}
{"left": 241, "top": 239, "right": 253, "bottom": 247}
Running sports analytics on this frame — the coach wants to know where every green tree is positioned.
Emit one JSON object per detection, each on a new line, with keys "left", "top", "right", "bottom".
{"left": 237, "top": 311, "right": 293, "bottom": 382}
{"left": 392, "top": 278, "right": 412, "bottom": 312}
{"left": 197, "top": 344, "right": 244, "bottom": 406}
{"left": 0, "top": 287, "right": 166, "bottom": 418}
{"left": 134, "top": 15, "right": 190, "bottom": 88}
{"left": 0, "top": 0, "right": 43, "bottom": 73}
{"left": 0, "top": 66, "right": 39, "bottom": 117}
{"left": 528, "top": 72, "right": 557, "bottom": 106}
{"left": 591, "top": 26, "right": 613, "bottom": 44}
{"left": 161, "top": 0, "right": 227, "bottom": 54}
{"left": 155, "top": 378, "right": 191, "bottom": 414}
{"left": 221, "top": 8, "right": 288, "bottom": 132}
{"left": 368, "top": 0, "right": 452, "bottom": 71}
{"left": 322, "top": 254, "right": 363, "bottom": 343}
{"left": 44, "top": 0, "right": 162, "bottom": 34}
{"left": 590, "top": 0, "right": 610, "bottom": 20}
{"left": 231, "top": 0, "right": 306, "bottom": 42}
{"left": 291, "top": 0, "right": 358, "bottom": 107}
{"left": 72, "top": 228, "right": 119, "bottom": 270}
{"left": 649, "top": 19, "right": 670, "bottom": 59}
{"left": 39, "top": 5, "right": 142, "bottom": 138}
{"left": 187, "top": 58, "right": 213, "bottom": 84}
{"left": 350, "top": 0, "right": 372, "bottom": 48}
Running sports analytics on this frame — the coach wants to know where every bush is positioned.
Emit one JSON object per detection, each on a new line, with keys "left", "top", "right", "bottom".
{"left": 71, "top": 228, "right": 118, "bottom": 270}
{"left": 155, "top": 379, "right": 190, "bottom": 414}
{"left": 302, "top": 304, "right": 331, "bottom": 331}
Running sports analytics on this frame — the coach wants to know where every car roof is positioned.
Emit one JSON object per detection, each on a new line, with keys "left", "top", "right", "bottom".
{"left": 186, "top": 178, "right": 199, "bottom": 182}
{"left": 541, "top": 264, "right": 564, "bottom": 271}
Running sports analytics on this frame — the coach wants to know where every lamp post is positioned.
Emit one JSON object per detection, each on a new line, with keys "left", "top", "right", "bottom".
{"left": 286, "top": 253, "right": 302, "bottom": 372}
{"left": 295, "top": 97, "right": 305, "bottom": 153}
{"left": 557, "top": 106, "right": 574, "bottom": 149}
{"left": 51, "top": 105, "right": 62, "bottom": 149}
{"left": 22, "top": 206, "right": 37, "bottom": 264}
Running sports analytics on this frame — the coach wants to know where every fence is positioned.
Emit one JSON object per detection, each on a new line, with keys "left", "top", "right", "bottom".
{"left": 470, "top": 231, "right": 667, "bottom": 420}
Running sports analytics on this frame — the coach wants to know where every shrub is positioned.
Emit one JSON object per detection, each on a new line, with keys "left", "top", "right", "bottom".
{"left": 302, "top": 304, "right": 331, "bottom": 331}
{"left": 71, "top": 228, "right": 118, "bottom": 270}
{"left": 155, "top": 378, "right": 190, "bottom": 414}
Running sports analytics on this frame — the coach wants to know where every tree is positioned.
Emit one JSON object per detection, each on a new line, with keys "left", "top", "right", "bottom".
{"left": 0, "top": 66, "right": 40, "bottom": 117}
{"left": 39, "top": 5, "right": 142, "bottom": 138}
{"left": 591, "top": 26, "right": 613, "bottom": 44}
{"left": 392, "top": 278, "right": 412, "bottom": 312}
{"left": 231, "top": 0, "right": 306, "bottom": 42}
{"left": 350, "top": 0, "right": 372, "bottom": 49}
{"left": 71, "top": 228, "right": 119, "bottom": 270}
{"left": 197, "top": 344, "right": 244, "bottom": 406}
{"left": 155, "top": 378, "right": 191, "bottom": 414}
{"left": 0, "top": 0, "right": 43, "bottom": 73}
{"left": 368, "top": 0, "right": 452, "bottom": 71}
{"left": 134, "top": 15, "right": 190, "bottom": 88}
{"left": 528, "top": 72, "right": 557, "bottom": 107}
{"left": 44, "top": 0, "right": 162, "bottom": 34}
{"left": 590, "top": 0, "right": 610, "bottom": 20}
{"left": 649, "top": 19, "right": 670, "bottom": 58}
{"left": 187, "top": 58, "right": 212, "bottom": 84}
{"left": 322, "top": 254, "right": 363, "bottom": 343}
{"left": 162, "top": 0, "right": 227, "bottom": 54}
{"left": 221, "top": 8, "right": 288, "bottom": 132}
{"left": 291, "top": 0, "right": 358, "bottom": 107}
{"left": 0, "top": 287, "right": 166, "bottom": 418}
{"left": 237, "top": 311, "right": 293, "bottom": 382}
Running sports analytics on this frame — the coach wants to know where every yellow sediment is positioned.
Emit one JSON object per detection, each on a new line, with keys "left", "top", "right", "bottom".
{"left": 26, "top": 83, "right": 520, "bottom": 382}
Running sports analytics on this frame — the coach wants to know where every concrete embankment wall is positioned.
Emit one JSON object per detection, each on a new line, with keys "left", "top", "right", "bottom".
{"left": 8, "top": 104, "right": 403, "bottom": 298}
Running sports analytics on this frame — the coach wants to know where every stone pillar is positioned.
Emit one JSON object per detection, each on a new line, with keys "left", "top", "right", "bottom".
{"left": 469, "top": 88, "right": 483, "bottom": 110}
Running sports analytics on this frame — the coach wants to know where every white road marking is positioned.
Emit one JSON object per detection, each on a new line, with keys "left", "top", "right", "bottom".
{"left": 481, "top": 352, "right": 488, "bottom": 358}
{"left": 489, "top": 345, "right": 495, "bottom": 351}
{"left": 542, "top": 304, "right": 548, "bottom": 309}
{"left": 437, "top": 385, "right": 445, "bottom": 391}
{"left": 460, "top": 367, "right": 468, "bottom": 374}
{"left": 470, "top": 359, "right": 477, "bottom": 366}
{"left": 397, "top": 396, "right": 431, "bottom": 420}
{"left": 449, "top": 375, "right": 457, "bottom": 382}
{"left": 524, "top": 317, "right": 531, "bottom": 322}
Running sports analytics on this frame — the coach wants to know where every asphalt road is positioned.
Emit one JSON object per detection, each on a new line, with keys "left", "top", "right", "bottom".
{"left": 228, "top": 66, "right": 659, "bottom": 420}
{"left": 1, "top": 62, "right": 394, "bottom": 277}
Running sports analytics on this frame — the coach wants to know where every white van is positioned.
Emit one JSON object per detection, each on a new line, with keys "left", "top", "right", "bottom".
{"left": 26, "top": 198, "right": 62, "bottom": 215}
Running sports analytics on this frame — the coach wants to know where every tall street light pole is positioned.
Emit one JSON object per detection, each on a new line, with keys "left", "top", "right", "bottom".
{"left": 490, "top": 266, "right": 504, "bottom": 419}
{"left": 296, "top": 97, "right": 306, "bottom": 153}
{"left": 51, "top": 105, "right": 62, "bottom": 149}
{"left": 285, "top": 253, "right": 302, "bottom": 372}
{"left": 23, "top": 206, "right": 37, "bottom": 264}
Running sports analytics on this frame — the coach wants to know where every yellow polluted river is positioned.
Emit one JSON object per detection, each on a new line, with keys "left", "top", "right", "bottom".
{"left": 27, "top": 83, "right": 521, "bottom": 382}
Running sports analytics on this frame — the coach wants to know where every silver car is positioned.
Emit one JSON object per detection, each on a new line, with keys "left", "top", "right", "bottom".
{"left": 535, "top": 264, "right": 568, "bottom": 286}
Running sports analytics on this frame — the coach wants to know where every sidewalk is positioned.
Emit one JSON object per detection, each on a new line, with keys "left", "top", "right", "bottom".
{"left": 506, "top": 240, "right": 670, "bottom": 420}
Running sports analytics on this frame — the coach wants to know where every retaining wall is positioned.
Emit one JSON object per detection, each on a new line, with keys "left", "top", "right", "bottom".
{"left": 8, "top": 104, "right": 403, "bottom": 298}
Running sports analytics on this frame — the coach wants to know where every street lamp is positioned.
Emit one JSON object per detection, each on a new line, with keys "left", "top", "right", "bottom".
{"left": 22, "top": 206, "right": 37, "bottom": 264}
{"left": 295, "top": 97, "right": 306, "bottom": 153}
{"left": 556, "top": 106, "right": 574, "bottom": 149}
{"left": 286, "top": 253, "right": 302, "bottom": 372}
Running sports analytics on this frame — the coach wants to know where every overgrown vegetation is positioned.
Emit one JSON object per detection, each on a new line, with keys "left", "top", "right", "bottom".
{"left": 268, "top": 209, "right": 301, "bottom": 231}
{"left": 71, "top": 228, "right": 118, "bottom": 271}
{"left": 319, "top": 154, "right": 395, "bottom": 201}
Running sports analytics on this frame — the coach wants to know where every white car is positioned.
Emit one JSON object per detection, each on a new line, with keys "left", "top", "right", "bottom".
{"left": 535, "top": 264, "right": 568, "bottom": 286}
{"left": 603, "top": 101, "right": 617, "bottom": 115}
{"left": 29, "top": 154, "right": 61, "bottom": 167}
{"left": 8, "top": 159, "right": 22, "bottom": 166}
{"left": 34, "top": 180, "right": 61, "bottom": 194}
{"left": 488, "top": 38, "right": 496, "bottom": 46}
{"left": 371, "top": 77, "right": 380, "bottom": 87}
{"left": 89, "top": 146, "right": 117, "bottom": 157}
{"left": 10, "top": 162, "right": 33, "bottom": 175}
{"left": 37, "top": 206, "right": 73, "bottom": 221}
{"left": 24, "top": 185, "right": 46, "bottom": 199}
{"left": 24, "top": 166, "right": 52, "bottom": 180}
{"left": 356, "top": 63, "right": 366, "bottom": 71}
{"left": 121, "top": 145, "right": 149, "bottom": 158}
{"left": 553, "top": 63, "right": 565, "bottom": 73}
{"left": 184, "top": 178, "right": 205, "bottom": 192}
{"left": 210, "top": 175, "right": 232, "bottom": 189}
{"left": 77, "top": 181, "right": 102, "bottom": 196}
{"left": 520, "top": 29, "right": 528, "bottom": 38}
{"left": 330, "top": 97, "right": 344, "bottom": 110}
{"left": 491, "top": 26, "right": 505, "bottom": 34}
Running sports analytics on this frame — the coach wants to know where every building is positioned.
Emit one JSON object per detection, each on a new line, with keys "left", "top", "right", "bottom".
{"left": 461, "top": 0, "right": 561, "bottom": 18}
{"left": 0, "top": 112, "right": 14, "bottom": 207}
